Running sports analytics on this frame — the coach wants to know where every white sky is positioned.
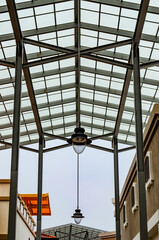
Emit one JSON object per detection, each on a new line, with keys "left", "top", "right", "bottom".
{"left": 0, "top": 139, "right": 135, "bottom": 231}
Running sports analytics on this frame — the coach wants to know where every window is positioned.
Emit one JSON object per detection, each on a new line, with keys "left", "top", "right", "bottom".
{"left": 131, "top": 182, "right": 138, "bottom": 213}
{"left": 145, "top": 151, "right": 154, "bottom": 191}
{"left": 123, "top": 201, "right": 128, "bottom": 228}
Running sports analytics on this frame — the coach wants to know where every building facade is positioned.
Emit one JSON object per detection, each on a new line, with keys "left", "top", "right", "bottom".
{"left": 120, "top": 104, "right": 159, "bottom": 240}
{"left": 0, "top": 180, "right": 36, "bottom": 240}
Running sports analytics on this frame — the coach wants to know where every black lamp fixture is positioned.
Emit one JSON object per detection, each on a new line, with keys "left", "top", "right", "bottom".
{"left": 72, "top": 153, "right": 84, "bottom": 224}
{"left": 67, "top": 123, "right": 92, "bottom": 154}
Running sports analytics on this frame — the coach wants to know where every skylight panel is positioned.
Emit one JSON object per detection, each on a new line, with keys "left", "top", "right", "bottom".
{"left": 19, "top": 16, "right": 36, "bottom": 31}
{"left": 0, "top": 69, "right": 10, "bottom": 79}
{"left": 81, "top": 74, "right": 94, "bottom": 85}
{"left": 81, "top": 29, "right": 98, "bottom": 38}
{"left": 93, "top": 117, "right": 104, "bottom": 126}
{"left": 81, "top": 9, "right": 99, "bottom": 25}
{"left": 149, "top": 0, "right": 159, "bottom": 7}
{"left": 61, "top": 74, "right": 75, "bottom": 85}
{"left": 64, "top": 103, "right": 76, "bottom": 112}
{"left": 36, "top": 13, "right": 55, "bottom": 28}
{"left": 55, "top": 1, "right": 74, "bottom": 11}
{"left": 35, "top": 4, "right": 54, "bottom": 15}
{"left": 50, "top": 106, "right": 63, "bottom": 115}
{"left": 94, "top": 92, "right": 107, "bottom": 102}
{"left": 18, "top": 8, "right": 34, "bottom": 18}
{"left": 103, "top": 3, "right": 120, "bottom": 14}
{"left": 0, "top": 0, "right": 6, "bottom": 6}
{"left": 120, "top": 123, "right": 130, "bottom": 132}
{"left": 100, "top": 13, "right": 119, "bottom": 29}
{"left": 113, "top": 66, "right": 126, "bottom": 75}
{"left": 56, "top": 10, "right": 74, "bottom": 25}
{"left": 110, "top": 79, "right": 123, "bottom": 91}
{"left": 48, "top": 92, "right": 61, "bottom": 102}
{"left": 0, "top": 20, "right": 13, "bottom": 34}
{"left": 0, "top": 12, "right": 10, "bottom": 21}
{"left": 60, "top": 58, "right": 74, "bottom": 68}
{"left": 142, "top": 21, "right": 158, "bottom": 35}
{"left": 105, "top": 120, "right": 115, "bottom": 129}
{"left": 96, "top": 77, "right": 110, "bottom": 88}
{"left": 80, "top": 103, "right": 93, "bottom": 112}
{"left": 43, "top": 62, "right": 59, "bottom": 72}
{"left": 3, "top": 45, "right": 16, "bottom": 58}
{"left": 92, "top": 128, "right": 103, "bottom": 136}
{"left": 62, "top": 89, "right": 75, "bottom": 99}
{"left": 21, "top": 98, "right": 32, "bottom": 108}
{"left": 81, "top": 58, "right": 96, "bottom": 68}
{"left": 145, "top": 69, "right": 159, "bottom": 80}
{"left": 151, "top": 48, "right": 159, "bottom": 59}
{"left": 119, "top": 16, "right": 136, "bottom": 32}
{"left": 23, "top": 111, "right": 34, "bottom": 120}
{"left": 81, "top": 89, "right": 93, "bottom": 99}
{"left": 81, "top": 115, "right": 92, "bottom": 124}
{"left": 41, "top": 120, "right": 52, "bottom": 128}
{"left": 29, "top": 65, "right": 43, "bottom": 74}
{"left": 81, "top": 35, "right": 97, "bottom": 48}
{"left": 121, "top": 8, "right": 138, "bottom": 19}
{"left": 93, "top": 106, "right": 105, "bottom": 115}
{"left": 106, "top": 109, "right": 118, "bottom": 118}
{"left": 139, "top": 46, "right": 151, "bottom": 58}
{"left": 64, "top": 115, "right": 76, "bottom": 124}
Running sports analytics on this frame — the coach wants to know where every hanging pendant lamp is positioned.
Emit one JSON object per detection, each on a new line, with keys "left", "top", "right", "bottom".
{"left": 72, "top": 153, "right": 84, "bottom": 224}
{"left": 67, "top": 123, "right": 92, "bottom": 154}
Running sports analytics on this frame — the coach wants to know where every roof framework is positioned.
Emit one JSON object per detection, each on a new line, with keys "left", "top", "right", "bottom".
{"left": 42, "top": 223, "right": 105, "bottom": 240}
{"left": 0, "top": 0, "right": 158, "bottom": 151}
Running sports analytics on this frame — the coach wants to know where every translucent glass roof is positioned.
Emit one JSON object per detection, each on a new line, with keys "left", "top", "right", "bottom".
{"left": 0, "top": 0, "right": 158, "bottom": 149}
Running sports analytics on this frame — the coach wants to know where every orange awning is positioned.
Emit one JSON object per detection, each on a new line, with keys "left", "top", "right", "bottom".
{"left": 19, "top": 193, "right": 51, "bottom": 216}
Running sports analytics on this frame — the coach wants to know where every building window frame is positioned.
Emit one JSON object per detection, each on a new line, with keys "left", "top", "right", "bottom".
{"left": 131, "top": 182, "right": 138, "bottom": 213}
{"left": 145, "top": 151, "right": 154, "bottom": 191}
{"left": 123, "top": 201, "right": 128, "bottom": 228}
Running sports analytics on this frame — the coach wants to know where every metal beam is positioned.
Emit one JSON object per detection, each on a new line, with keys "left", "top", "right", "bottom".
{"left": 0, "top": 110, "right": 76, "bottom": 130}
{"left": 82, "top": 54, "right": 133, "bottom": 69}
{"left": 114, "top": 0, "right": 150, "bottom": 138}
{"left": 0, "top": 0, "right": 72, "bottom": 13}
{"left": 87, "top": 144, "right": 114, "bottom": 153}
{"left": 0, "top": 140, "right": 38, "bottom": 153}
{"left": 88, "top": 0, "right": 159, "bottom": 14}
{"left": 6, "top": 0, "right": 43, "bottom": 138}
{"left": 80, "top": 39, "right": 132, "bottom": 54}
{"left": 1, "top": 21, "right": 159, "bottom": 44}
{"left": 43, "top": 132, "right": 68, "bottom": 141}
{"left": 75, "top": 0, "right": 80, "bottom": 126}
{"left": 118, "top": 145, "right": 136, "bottom": 153}
{"left": 89, "top": 132, "right": 114, "bottom": 141}
{"left": 43, "top": 144, "right": 70, "bottom": 153}
{"left": 140, "top": 60, "right": 159, "bottom": 69}
{"left": 36, "top": 136, "right": 44, "bottom": 240}
{"left": 0, "top": 96, "right": 150, "bottom": 119}
{"left": 23, "top": 52, "right": 77, "bottom": 68}
{"left": 8, "top": 42, "right": 22, "bottom": 240}
{"left": 0, "top": 59, "right": 15, "bottom": 68}
{"left": 113, "top": 138, "right": 121, "bottom": 240}
{"left": 2, "top": 80, "right": 159, "bottom": 105}
{"left": 133, "top": 43, "right": 148, "bottom": 240}
{"left": 23, "top": 37, "right": 74, "bottom": 54}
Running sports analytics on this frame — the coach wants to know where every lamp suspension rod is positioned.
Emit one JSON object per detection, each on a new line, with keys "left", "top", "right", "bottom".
{"left": 77, "top": 153, "right": 79, "bottom": 209}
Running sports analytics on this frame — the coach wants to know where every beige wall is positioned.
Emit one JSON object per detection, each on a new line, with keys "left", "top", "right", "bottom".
{"left": 0, "top": 180, "right": 35, "bottom": 240}
{"left": 120, "top": 105, "right": 159, "bottom": 240}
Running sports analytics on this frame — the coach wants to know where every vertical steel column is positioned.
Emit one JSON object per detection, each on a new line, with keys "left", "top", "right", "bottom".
{"left": 133, "top": 43, "right": 148, "bottom": 240}
{"left": 113, "top": 137, "right": 121, "bottom": 240}
{"left": 36, "top": 135, "right": 44, "bottom": 240}
{"left": 8, "top": 42, "right": 23, "bottom": 240}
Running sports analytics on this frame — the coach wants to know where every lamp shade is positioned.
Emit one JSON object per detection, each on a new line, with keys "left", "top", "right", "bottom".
{"left": 67, "top": 127, "right": 92, "bottom": 154}
{"left": 72, "top": 209, "right": 84, "bottom": 224}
